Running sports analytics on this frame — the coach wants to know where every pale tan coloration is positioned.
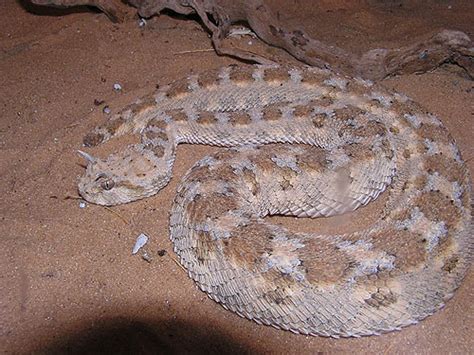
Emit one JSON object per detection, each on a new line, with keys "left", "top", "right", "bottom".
{"left": 78, "top": 65, "right": 472, "bottom": 337}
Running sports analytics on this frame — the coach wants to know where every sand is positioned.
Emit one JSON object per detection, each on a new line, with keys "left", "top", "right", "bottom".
{"left": 1, "top": 0, "right": 473, "bottom": 353}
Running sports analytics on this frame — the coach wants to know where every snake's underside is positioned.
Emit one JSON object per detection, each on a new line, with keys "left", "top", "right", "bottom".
{"left": 78, "top": 65, "right": 472, "bottom": 337}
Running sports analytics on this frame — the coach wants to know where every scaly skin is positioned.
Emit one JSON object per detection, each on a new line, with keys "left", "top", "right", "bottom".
{"left": 78, "top": 65, "right": 472, "bottom": 337}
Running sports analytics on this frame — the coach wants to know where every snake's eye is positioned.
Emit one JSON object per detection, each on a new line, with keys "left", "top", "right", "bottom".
{"left": 95, "top": 174, "right": 115, "bottom": 190}
{"left": 100, "top": 179, "right": 115, "bottom": 190}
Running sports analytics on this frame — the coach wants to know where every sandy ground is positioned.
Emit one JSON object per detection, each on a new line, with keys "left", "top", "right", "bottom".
{"left": 1, "top": 0, "right": 473, "bottom": 353}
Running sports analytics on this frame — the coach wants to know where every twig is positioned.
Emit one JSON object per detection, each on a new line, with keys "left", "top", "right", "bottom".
{"left": 169, "top": 254, "right": 187, "bottom": 272}
{"left": 102, "top": 205, "right": 131, "bottom": 225}
{"left": 174, "top": 48, "right": 215, "bottom": 55}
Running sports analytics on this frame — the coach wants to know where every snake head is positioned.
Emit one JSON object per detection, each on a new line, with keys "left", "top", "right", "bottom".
{"left": 77, "top": 144, "right": 171, "bottom": 206}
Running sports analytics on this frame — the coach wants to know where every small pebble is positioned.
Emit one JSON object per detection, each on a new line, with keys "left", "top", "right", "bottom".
{"left": 132, "top": 233, "right": 149, "bottom": 254}
{"left": 157, "top": 249, "right": 167, "bottom": 257}
{"left": 113, "top": 83, "right": 122, "bottom": 92}
{"left": 142, "top": 251, "right": 152, "bottom": 263}
{"left": 138, "top": 18, "right": 147, "bottom": 27}
{"left": 79, "top": 201, "right": 87, "bottom": 209}
{"left": 103, "top": 106, "right": 111, "bottom": 114}
{"left": 419, "top": 50, "right": 428, "bottom": 60}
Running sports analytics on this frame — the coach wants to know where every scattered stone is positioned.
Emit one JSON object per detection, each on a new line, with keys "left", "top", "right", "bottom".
{"left": 132, "top": 233, "right": 149, "bottom": 254}
{"left": 138, "top": 18, "right": 147, "bottom": 27}
{"left": 157, "top": 249, "right": 167, "bottom": 257}
{"left": 142, "top": 250, "right": 152, "bottom": 263}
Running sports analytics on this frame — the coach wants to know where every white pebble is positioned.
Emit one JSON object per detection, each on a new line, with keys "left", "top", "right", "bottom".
{"left": 138, "top": 18, "right": 147, "bottom": 27}
{"left": 79, "top": 201, "right": 87, "bottom": 209}
{"left": 113, "top": 83, "right": 122, "bottom": 91}
{"left": 132, "top": 233, "right": 149, "bottom": 254}
{"left": 142, "top": 251, "right": 152, "bottom": 263}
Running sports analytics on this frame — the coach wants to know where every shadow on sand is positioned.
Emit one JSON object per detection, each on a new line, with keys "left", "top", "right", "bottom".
{"left": 42, "top": 316, "right": 253, "bottom": 354}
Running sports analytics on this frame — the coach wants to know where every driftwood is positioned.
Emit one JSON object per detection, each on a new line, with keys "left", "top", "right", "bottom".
{"left": 29, "top": 0, "right": 131, "bottom": 22}
{"left": 30, "top": 0, "right": 473, "bottom": 81}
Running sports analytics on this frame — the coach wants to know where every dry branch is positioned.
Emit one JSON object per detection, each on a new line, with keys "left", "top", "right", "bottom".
{"left": 30, "top": 0, "right": 473, "bottom": 81}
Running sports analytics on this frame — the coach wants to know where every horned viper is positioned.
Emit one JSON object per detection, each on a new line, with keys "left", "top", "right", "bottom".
{"left": 78, "top": 65, "right": 472, "bottom": 337}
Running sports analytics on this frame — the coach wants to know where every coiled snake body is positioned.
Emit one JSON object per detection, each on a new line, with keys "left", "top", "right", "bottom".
{"left": 78, "top": 65, "right": 472, "bottom": 337}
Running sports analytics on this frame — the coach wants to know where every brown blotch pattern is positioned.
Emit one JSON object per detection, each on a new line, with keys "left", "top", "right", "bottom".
{"left": 415, "top": 141, "right": 429, "bottom": 155}
{"left": 213, "top": 149, "right": 236, "bottom": 162}
{"left": 442, "top": 255, "right": 459, "bottom": 273}
{"left": 229, "top": 112, "right": 252, "bottom": 125}
{"left": 187, "top": 192, "right": 239, "bottom": 224}
{"left": 144, "top": 130, "right": 168, "bottom": 142}
{"left": 418, "top": 123, "right": 453, "bottom": 145}
{"left": 390, "top": 207, "right": 412, "bottom": 222}
{"left": 261, "top": 287, "right": 292, "bottom": 307}
{"left": 105, "top": 116, "right": 126, "bottom": 135}
{"left": 195, "top": 230, "right": 216, "bottom": 263}
{"left": 424, "top": 155, "right": 463, "bottom": 182}
{"left": 167, "top": 109, "right": 188, "bottom": 122}
{"left": 299, "top": 238, "right": 354, "bottom": 285}
{"left": 370, "top": 229, "right": 427, "bottom": 271}
{"left": 343, "top": 143, "right": 376, "bottom": 162}
{"left": 312, "top": 113, "right": 327, "bottom": 128}
{"left": 229, "top": 66, "right": 255, "bottom": 84}
{"left": 301, "top": 71, "right": 329, "bottom": 85}
{"left": 188, "top": 164, "right": 236, "bottom": 185}
{"left": 264, "top": 67, "right": 291, "bottom": 83}
{"left": 392, "top": 98, "right": 428, "bottom": 118}
{"left": 147, "top": 118, "right": 168, "bottom": 131}
{"left": 411, "top": 174, "right": 428, "bottom": 191}
{"left": 365, "top": 290, "right": 397, "bottom": 308}
{"left": 166, "top": 78, "right": 190, "bottom": 98}
{"left": 262, "top": 105, "right": 283, "bottom": 121}
{"left": 247, "top": 148, "right": 283, "bottom": 172}
{"left": 151, "top": 145, "right": 165, "bottom": 158}
{"left": 346, "top": 81, "right": 372, "bottom": 96}
{"left": 83, "top": 132, "right": 105, "bottom": 147}
{"left": 223, "top": 222, "right": 274, "bottom": 268}
{"left": 197, "top": 69, "right": 220, "bottom": 88}
{"left": 403, "top": 148, "right": 411, "bottom": 159}
{"left": 380, "top": 138, "right": 395, "bottom": 159}
{"left": 186, "top": 165, "right": 210, "bottom": 183}
{"left": 295, "top": 147, "right": 328, "bottom": 171}
{"left": 415, "top": 190, "right": 461, "bottom": 227}
{"left": 333, "top": 106, "right": 367, "bottom": 122}
{"left": 354, "top": 120, "right": 386, "bottom": 138}
{"left": 314, "top": 96, "right": 334, "bottom": 107}
{"left": 279, "top": 167, "right": 298, "bottom": 190}
{"left": 129, "top": 96, "right": 156, "bottom": 114}
{"left": 196, "top": 112, "right": 218, "bottom": 125}
{"left": 293, "top": 103, "right": 314, "bottom": 118}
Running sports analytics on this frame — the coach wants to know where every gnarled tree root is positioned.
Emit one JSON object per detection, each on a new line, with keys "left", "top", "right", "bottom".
{"left": 30, "top": 0, "right": 473, "bottom": 81}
